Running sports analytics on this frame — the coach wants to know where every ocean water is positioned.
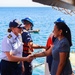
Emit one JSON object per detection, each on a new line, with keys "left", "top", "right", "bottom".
{"left": 0, "top": 7, "right": 75, "bottom": 75}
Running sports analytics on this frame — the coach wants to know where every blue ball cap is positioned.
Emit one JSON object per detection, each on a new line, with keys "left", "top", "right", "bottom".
{"left": 54, "top": 18, "right": 65, "bottom": 23}
{"left": 21, "top": 17, "right": 34, "bottom": 26}
{"left": 9, "top": 19, "right": 24, "bottom": 28}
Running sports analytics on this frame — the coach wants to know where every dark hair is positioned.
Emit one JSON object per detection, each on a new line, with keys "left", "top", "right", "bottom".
{"left": 55, "top": 22, "right": 72, "bottom": 46}
{"left": 7, "top": 28, "right": 12, "bottom": 33}
{"left": 52, "top": 36, "right": 56, "bottom": 43}
{"left": 23, "top": 20, "right": 33, "bottom": 30}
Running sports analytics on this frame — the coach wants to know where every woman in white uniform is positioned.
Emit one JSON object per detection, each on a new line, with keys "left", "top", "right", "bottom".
{"left": 1, "top": 19, "right": 32, "bottom": 75}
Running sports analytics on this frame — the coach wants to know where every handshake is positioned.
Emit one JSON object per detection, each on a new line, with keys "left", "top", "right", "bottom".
{"left": 25, "top": 54, "right": 36, "bottom": 62}
{"left": 25, "top": 51, "right": 46, "bottom": 62}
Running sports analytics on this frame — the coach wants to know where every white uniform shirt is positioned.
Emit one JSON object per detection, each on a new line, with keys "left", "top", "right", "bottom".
{"left": 1, "top": 32, "right": 23, "bottom": 61}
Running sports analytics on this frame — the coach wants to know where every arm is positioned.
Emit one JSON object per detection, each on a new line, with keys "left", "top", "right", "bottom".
{"left": 24, "top": 32, "right": 46, "bottom": 49}
{"left": 5, "top": 52, "right": 32, "bottom": 62}
{"left": 22, "top": 61, "right": 25, "bottom": 73}
{"left": 33, "top": 46, "right": 52, "bottom": 58}
{"left": 56, "top": 52, "right": 68, "bottom": 75}
{"left": 32, "top": 43, "right": 46, "bottom": 49}
{"left": 28, "top": 42, "right": 46, "bottom": 49}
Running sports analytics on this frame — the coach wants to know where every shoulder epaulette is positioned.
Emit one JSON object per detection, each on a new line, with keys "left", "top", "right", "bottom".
{"left": 7, "top": 34, "right": 12, "bottom": 39}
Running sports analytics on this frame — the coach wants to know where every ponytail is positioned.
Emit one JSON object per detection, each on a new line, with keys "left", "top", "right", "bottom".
{"left": 8, "top": 28, "right": 12, "bottom": 33}
{"left": 64, "top": 25, "right": 72, "bottom": 46}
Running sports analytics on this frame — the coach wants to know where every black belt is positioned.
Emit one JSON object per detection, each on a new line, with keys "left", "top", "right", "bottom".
{"left": 1, "top": 59, "right": 20, "bottom": 64}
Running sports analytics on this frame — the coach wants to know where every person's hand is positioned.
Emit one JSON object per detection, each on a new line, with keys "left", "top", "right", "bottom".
{"left": 50, "top": 44, "right": 54, "bottom": 48}
{"left": 22, "top": 64, "right": 25, "bottom": 74}
{"left": 26, "top": 55, "right": 34, "bottom": 62}
{"left": 31, "top": 54, "right": 37, "bottom": 59}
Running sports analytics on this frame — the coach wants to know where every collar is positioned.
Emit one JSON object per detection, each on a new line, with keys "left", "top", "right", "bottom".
{"left": 22, "top": 27, "right": 28, "bottom": 32}
{"left": 10, "top": 32, "right": 17, "bottom": 40}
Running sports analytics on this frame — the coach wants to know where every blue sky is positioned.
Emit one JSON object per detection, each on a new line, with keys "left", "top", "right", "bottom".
{"left": 0, "top": 0, "right": 47, "bottom": 7}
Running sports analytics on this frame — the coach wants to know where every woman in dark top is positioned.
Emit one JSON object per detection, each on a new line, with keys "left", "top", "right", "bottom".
{"left": 33, "top": 18, "right": 73, "bottom": 75}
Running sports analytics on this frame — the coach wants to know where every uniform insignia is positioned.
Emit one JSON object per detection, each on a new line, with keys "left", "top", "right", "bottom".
{"left": 7, "top": 34, "right": 12, "bottom": 39}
